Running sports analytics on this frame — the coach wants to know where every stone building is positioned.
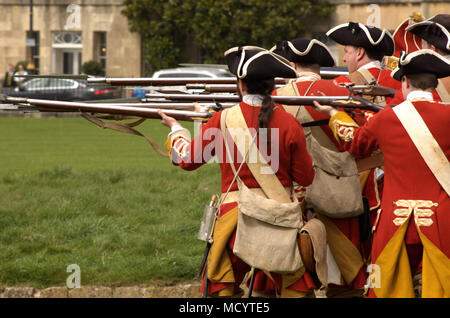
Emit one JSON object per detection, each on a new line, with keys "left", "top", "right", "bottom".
{"left": 0, "top": 0, "right": 141, "bottom": 81}
{"left": 0, "top": 0, "right": 448, "bottom": 84}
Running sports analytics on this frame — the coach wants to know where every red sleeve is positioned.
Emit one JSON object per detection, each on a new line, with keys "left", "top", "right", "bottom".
{"left": 177, "top": 111, "right": 222, "bottom": 171}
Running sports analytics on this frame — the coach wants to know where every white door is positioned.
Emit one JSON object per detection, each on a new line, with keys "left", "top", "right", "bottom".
{"left": 52, "top": 49, "right": 82, "bottom": 74}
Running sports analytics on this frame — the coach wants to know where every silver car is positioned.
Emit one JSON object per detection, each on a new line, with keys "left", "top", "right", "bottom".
{"left": 133, "top": 65, "right": 234, "bottom": 97}
{"left": 152, "top": 65, "right": 234, "bottom": 78}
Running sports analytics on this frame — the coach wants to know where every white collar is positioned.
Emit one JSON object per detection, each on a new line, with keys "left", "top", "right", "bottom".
{"left": 444, "top": 54, "right": 450, "bottom": 62}
{"left": 296, "top": 71, "right": 321, "bottom": 82}
{"left": 358, "top": 60, "right": 382, "bottom": 71}
{"left": 406, "top": 90, "right": 434, "bottom": 102}
{"left": 243, "top": 94, "right": 264, "bottom": 106}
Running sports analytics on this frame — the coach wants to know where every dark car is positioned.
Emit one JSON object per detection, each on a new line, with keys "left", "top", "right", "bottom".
{"left": 7, "top": 77, "right": 122, "bottom": 101}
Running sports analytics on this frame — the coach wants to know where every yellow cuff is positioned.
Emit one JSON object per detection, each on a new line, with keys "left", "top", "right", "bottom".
{"left": 164, "top": 129, "right": 191, "bottom": 158}
{"left": 329, "top": 111, "right": 358, "bottom": 144}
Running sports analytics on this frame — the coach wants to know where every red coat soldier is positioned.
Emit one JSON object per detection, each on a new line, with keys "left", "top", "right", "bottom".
{"left": 326, "top": 22, "right": 402, "bottom": 110}
{"left": 270, "top": 38, "right": 350, "bottom": 151}
{"left": 326, "top": 23, "right": 400, "bottom": 250}
{"left": 390, "top": 14, "right": 450, "bottom": 104}
{"left": 159, "top": 46, "right": 316, "bottom": 297}
{"left": 313, "top": 49, "right": 450, "bottom": 298}
{"left": 270, "top": 38, "right": 368, "bottom": 296}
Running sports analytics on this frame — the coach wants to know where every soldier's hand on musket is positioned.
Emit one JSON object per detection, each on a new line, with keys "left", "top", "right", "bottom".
{"left": 157, "top": 109, "right": 181, "bottom": 128}
{"left": 311, "top": 90, "right": 339, "bottom": 116}
{"left": 312, "top": 100, "right": 339, "bottom": 117}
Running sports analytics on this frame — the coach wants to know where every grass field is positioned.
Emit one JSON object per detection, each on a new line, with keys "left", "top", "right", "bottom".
{"left": 0, "top": 116, "right": 221, "bottom": 288}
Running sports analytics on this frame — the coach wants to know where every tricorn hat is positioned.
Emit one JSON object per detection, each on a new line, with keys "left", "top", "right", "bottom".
{"left": 269, "top": 38, "right": 335, "bottom": 67}
{"left": 391, "top": 49, "right": 450, "bottom": 81}
{"left": 405, "top": 14, "right": 450, "bottom": 52}
{"left": 326, "top": 22, "right": 394, "bottom": 56}
{"left": 224, "top": 46, "right": 297, "bottom": 80}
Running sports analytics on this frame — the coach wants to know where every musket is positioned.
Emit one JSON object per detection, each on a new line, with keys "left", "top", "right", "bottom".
{"left": 19, "top": 69, "right": 348, "bottom": 84}
{"left": 84, "top": 72, "right": 347, "bottom": 86}
{"left": 177, "top": 63, "right": 348, "bottom": 79}
{"left": 183, "top": 83, "right": 396, "bottom": 96}
{"left": 147, "top": 93, "right": 240, "bottom": 103}
{"left": 342, "top": 84, "right": 397, "bottom": 97}
{"left": 320, "top": 70, "right": 349, "bottom": 79}
{"left": 185, "top": 84, "right": 237, "bottom": 93}
{"left": 184, "top": 83, "right": 285, "bottom": 93}
{"left": 87, "top": 77, "right": 242, "bottom": 86}
{"left": 148, "top": 94, "right": 386, "bottom": 112}
{"left": 1, "top": 96, "right": 213, "bottom": 121}
{"left": 278, "top": 95, "right": 385, "bottom": 112}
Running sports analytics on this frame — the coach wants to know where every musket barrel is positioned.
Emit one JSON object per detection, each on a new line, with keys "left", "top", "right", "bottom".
{"left": 21, "top": 98, "right": 213, "bottom": 121}
{"left": 320, "top": 70, "right": 348, "bottom": 78}
{"left": 88, "top": 77, "right": 238, "bottom": 86}
{"left": 185, "top": 83, "right": 284, "bottom": 92}
{"left": 155, "top": 93, "right": 356, "bottom": 105}
{"left": 17, "top": 70, "right": 347, "bottom": 87}
{"left": 151, "top": 94, "right": 384, "bottom": 112}
{"left": 186, "top": 84, "right": 238, "bottom": 93}
{"left": 347, "top": 85, "right": 397, "bottom": 97}
{"left": 85, "top": 71, "right": 347, "bottom": 86}
{"left": 137, "top": 102, "right": 235, "bottom": 109}
{"left": 65, "top": 101, "right": 235, "bottom": 109}
{"left": 150, "top": 94, "right": 240, "bottom": 102}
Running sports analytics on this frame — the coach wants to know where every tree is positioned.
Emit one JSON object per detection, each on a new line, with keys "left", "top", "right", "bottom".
{"left": 122, "top": 0, "right": 196, "bottom": 74}
{"left": 122, "top": 0, "right": 335, "bottom": 73}
{"left": 82, "top": 60, "right": 104, "bottom": 76}
{"left": 191, "top": 0, "right": 335, "bottom": 63}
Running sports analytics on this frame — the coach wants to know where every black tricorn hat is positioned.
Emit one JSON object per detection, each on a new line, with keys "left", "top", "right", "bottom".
{"left": 326, "top": 22, "right": 394, "bottom": 56}
{"left": 224, "top": 46, "right": 297, "bottom": 80}
{"left": 391, "top": 49, "right": 450, "bottom": 81}
{"left": 269, "top": 38, "right": 335, "bottom": 67}
{"left": 406, "top": 14, "right": 450, "bottom": 52}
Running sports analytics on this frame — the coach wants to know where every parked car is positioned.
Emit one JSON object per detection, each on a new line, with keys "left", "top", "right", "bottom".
{"left": 131, "top": 65, "right": 234, "bottom": 97}
{"left": 7, "top": 77, "right": 122, "bottom": 101}
{"left": 151, "top": 65, "right": 234, "bottom": 78}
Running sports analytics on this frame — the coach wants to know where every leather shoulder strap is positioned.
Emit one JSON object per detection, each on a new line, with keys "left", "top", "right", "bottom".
{"left": 278, "top": 81, "right": 338, "bottom": 151}
{"left": 276, "top": 83, "right": 299, "bottom": 117}
{"left": 357, "top": 68, "right": 377, "bottom": 84}
{"left": 393, "top": 100, "right": 450, "bottom": 196}
{"left": 348, "top": 69, "right": 386, "bottom": 106}
{"left": 224, "top": 105, "right": 292, "bottom": 203}
{"left": 436, "top": 77, "right": 450, "bottom": 103}
{"left": 347, "top": 71, "right": 370, "bottom": 85}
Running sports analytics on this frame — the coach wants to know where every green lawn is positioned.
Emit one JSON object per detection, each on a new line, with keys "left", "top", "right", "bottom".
{"left": 0, "top": 117, "right": 221, "bottom": 288}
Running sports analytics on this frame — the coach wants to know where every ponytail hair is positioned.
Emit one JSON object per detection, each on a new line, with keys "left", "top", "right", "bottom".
{"left": 242, "top": 78, "right": 275, "bottom": 129}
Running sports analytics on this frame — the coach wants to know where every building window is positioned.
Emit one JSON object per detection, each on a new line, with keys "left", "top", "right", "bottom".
{"left": 52, "top": 31, "right": 82, "bottom": 46}
{"left": 94, "top": 31, "right": 107, "bottom": 76}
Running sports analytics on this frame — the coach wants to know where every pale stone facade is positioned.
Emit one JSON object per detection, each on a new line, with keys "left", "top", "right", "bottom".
{"left": 0, "top": 0, "right": 141, "bottom": 81}
{"left": 0, "top": 0, "right": 448, "bottom": 82}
